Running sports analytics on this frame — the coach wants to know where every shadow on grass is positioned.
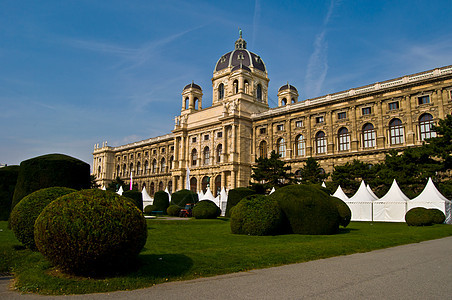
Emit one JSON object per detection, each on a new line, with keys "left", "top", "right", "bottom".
{"left": 337, "top": 228, "right": 359, "bottom": 234}
{"left": 132, "top": 254, "right": 193, "bottom": 279}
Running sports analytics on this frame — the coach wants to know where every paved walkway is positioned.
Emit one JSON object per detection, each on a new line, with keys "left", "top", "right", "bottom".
{"left": 2, "top": 236, "right": 452, "bottom": 299}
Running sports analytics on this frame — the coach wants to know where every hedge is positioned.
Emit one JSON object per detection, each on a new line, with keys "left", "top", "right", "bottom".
{"left": 225, "top": 187, "right": 255, "bottom": 217}
{"left": 0, "top": 165, "right": 20, "bottom": 221}
{"left": 122, "top": 190, "right": 144, "bottom": 211}
{"left": 171, "top": 189, "right": 198, "bottom": 207}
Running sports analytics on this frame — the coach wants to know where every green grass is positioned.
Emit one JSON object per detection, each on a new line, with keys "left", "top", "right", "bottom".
{"left": 1, "top": 219, "right": 452, "bottom": 295}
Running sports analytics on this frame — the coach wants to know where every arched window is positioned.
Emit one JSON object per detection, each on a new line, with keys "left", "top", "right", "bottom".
{"left": 152, "top": 159, "right": 157, "bottom": 174}
{"left": 158, "top": 181, "right": 163, "bottom": 191}
{"left": 244, "top": 80, "right": 249, "bottom": 94}
{"left": 291, "top": 98, "right": 296, "bottom": 104}
{"left": 256, "top": 84, "right": 262, "bottom": 101}
{"left": 281, "top": 98, "right": 287, "bottom": 106}
{"left": 190, "top": 177, "right": 197, "bottom": 193}
{"left": 150, "top": 182, "right": 155, "bottom": 196}
{"left": 129, "top": 163, "right": 133, "bottom": 175}
{"left": 169, "top": 156, "right": 174, "bottom": 169}
{"left": 419, "top": 113, "right": 436, "bottom": 141}
{"left": 168, "top": 181, "right": 173, "bottom": 194}
{"left": 185, "top": 97, "right": 189, "bottom": 109}
{"left": 144, "top": 160, "right": 149, "bottom": 174}
{"left": 191, "top": 149, "right": 198, "bottom": 166}
{"left": 389, "top": 118, "right": 404, "bottom": 145}
{"left": 216, "top": 144, "right": 222, "bottom": 163}
{"left": 136, "top": 161, "right": 141, "bottom": 175}
{"left": 116, "top": 165, "right": 120, "bottom": 177}
{"left": 160, "top": 157, "right": 166, "bottom": 173}
{"left": 122, "top": 164, "right": 126, "bottom": 177}
{"left": 316, "top": 131, "right": 326, "bottom": 154}
{"left": 233, "top": 80, "right": 238, "bottom": 94}
{"left": 338, "top": 127, "right": 350, "bottom": 151}
{"left": 203, "top": 147, "right": 210, "bottom": 165}
{"left": 218, "top": 83, "right": 224, "bottom": 100}
{"left": 215, "top": 175, "right": 221, "bottom": 196}
{"left": 277, "top": 138, "right": 286, "bottom": 158}
{"left": 362, "top": 123, "right": 376, "bottom": 148}
{"left": 194, "top": 97, "right": 199, "bottom": 110}
{"left": 201, "top": 176, "right": 209, "bottom": 193}
{"left": 259, "top": 140, "right": 267, "bottom": 158}
{"left": 98, "top": 166, "right": 101, "bottom": 175}
{"left": 296, "top": 135, "right": 305, "bottom": 156}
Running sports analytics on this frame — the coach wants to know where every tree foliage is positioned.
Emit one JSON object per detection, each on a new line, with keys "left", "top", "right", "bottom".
{"left": 298, "top": 157, "right": 329, "bottom": 184}
{"left": 251, "top": 150, "right": 294, "bottom": 189}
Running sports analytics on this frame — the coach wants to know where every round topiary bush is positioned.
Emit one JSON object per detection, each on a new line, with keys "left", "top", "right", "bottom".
{"left": 230, "top": 194, "right": 283, "bottom": 236}
{"left": 405, "top": 207, "right": 433, "bottom": 226}
{"left": 122, "top": 190, "right": 143, "bottom": 211}
{"left": 0, "top": 165, "right": 20, "bottom": 221}
{"left": 429, "top": 208, "right": 445, "bottom": 224}
{"left": 171, "top": 189, "right": 198, "bottom": 207}
{"left": 167, "top": 204, "right": 181, "bottom": 216}
{"left": 153, "top": 191, "right": 169, "bottom": 213}
{"left": 268, "top": 184, "right": 340, "bottom": 235}
{"left": 144, "top": 204, "right": 157, "bottom": 215}
{"left": 34, "top": 189, "right": 147, "bottom": 276}
{"left": 9, "top": 187, "right": 76, "bottom": 250}
{"left": 331, "top": 196, "right": 352, "bottom": 227}
{"left": 225, "top": 187, "right": 255, "bottom": 217}
{"left": 192, "top": 200, "right": 221, "bottom": 219}
{"left": 12, "top": 154, "right": 90, "bottom": 209}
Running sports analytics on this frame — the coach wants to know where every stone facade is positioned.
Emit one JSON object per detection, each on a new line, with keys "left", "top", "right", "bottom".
{"left": 93, "top": 35, "right": 452, "bottom": 196}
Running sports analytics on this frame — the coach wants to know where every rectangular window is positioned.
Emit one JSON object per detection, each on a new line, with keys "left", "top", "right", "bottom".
{"left": 277, "top": 124, "right": 284, "bottom": 131}
{"left": 138, "top": 153, "right": 141, "bottom": 158}
{"left": 316, "top": 116, "right": 324, "bottom": 124}
{"left": 153, "top": 150, "right": 157, "bottom": 155}
{"left": 337, "top": 112, "right": 347, "bottom": 120}
{"left": 204, "top": 134, "right": 209, "bottom": 141}
{"left": 418, "top": 95, "right": 430, "bottom": 105}
{"left": 170, "top": 146, "right": 174, "bottom": 151}
{"left": 192, "top": 137, "right": 197, "bottom": 143}
{"left": 145, "top": 151, "right": 148, "bottom": 156}
{"left": 130, "top": 154, "right": 133, "bottom": 159}
{"left": 295, "top": 120, "right": 303, "bottom": 128}
{"left": 161, "top": 148, "right": 165, "bottom": 153}
{"left": 388, "top": 102, "right": 399, "bottom": 110}
{"left": 217, "top": 132, "right": 223, "bottom": 138}
{"left": 362, "top": 107, "right": 371, "bottom": 115}
{"left": 259, "top": 128, "right": 267, "bottom": 135}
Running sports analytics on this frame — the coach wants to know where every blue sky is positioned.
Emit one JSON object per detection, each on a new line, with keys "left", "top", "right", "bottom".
{"left": 1, "top": 0, "right": 451, "bottom": 169}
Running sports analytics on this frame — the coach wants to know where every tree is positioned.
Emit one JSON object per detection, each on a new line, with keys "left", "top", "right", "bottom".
{"left": 426, "top": 114, "right": 452, "bottom": 171}
{"left": 107, "top": 177, "right": 126, "bottom": 192}
{"left": 331, "top": 159, "right": 377, "bottom": 196}
{"left": 251, "top": 150, "right": 294, "bottom": 190}
{"left": 298, "top": 157, "right": 328, "bottom": 185}
{"left": 90, "top": 174, "right": 100, "bottom": 189}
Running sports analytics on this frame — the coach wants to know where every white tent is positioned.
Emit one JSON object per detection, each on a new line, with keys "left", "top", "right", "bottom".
{"left": 117, "top": 186, "right": 124, "bottom": 195}
{"left": 407, "top": 178, "right": 452, "bottom": 224}
{"left": 142, "top": 187, "right": 153, "bottom": 207}
{"left": 269, "top": 187, "right": 276, "bottom": 195}
{"left": 366, "top": 184, "right": 379, "bottom": 200}
{"left": 346, "top": 180, "right": 377, "bottom": 221}
{"left": 321, "top": 181, "right": 326, "bottom": 188}
{"left": 373, "top": 179, "right": 409, "bottom": 222}
{"left": 101, "top": 185, "right": 106, "bottom": 190}
{"left": 164, "top": 187, "right": 172, "bottom": 202}
{"left": 219, "top": 187, "right": 228, "bottom": 216}
{"left": 332, "top": 185, "right": 349, "bottom": 201}
{"left": 198, "top": 190, "right": 204, "bottom": 200}
{"left": 201, "top": 187, "right": 216, "bottom": 202}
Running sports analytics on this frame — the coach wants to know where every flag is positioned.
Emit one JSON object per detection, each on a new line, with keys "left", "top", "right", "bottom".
{"left": 130, "top": 169, "right": 133, "bottom": 190}
{"left": 186, "top": 166, "right": 190, "bottom": 190}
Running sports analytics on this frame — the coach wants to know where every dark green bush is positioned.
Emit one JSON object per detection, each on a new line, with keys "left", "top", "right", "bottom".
{"left": 144, "top": 204, "right": 157, "bottom": 215}
{"left": 192, "top": 200, "right": 221, "bottom": 219}
{"left": 34, "top": 189, "right": 147, "bottom": 276}
{"left": 153, "top": 191, "right": 169, "bottom": 212}
{"left": 225, "top": 187, "right": 255, "bottom": 217}
{"left": 9, "top": 187, "right": 76, "bottom": 250}
{"left": 171, "top": 189, "right": 198, "bottom": 207}
{"left": 331, "top": 196, "right": 352, "bottom": 227}
{"left": 0, "top": 165, "right": 20, "bottom": 221}
{"left": 230, "top": 194, "right": 283, "bottom": 235}
{"left": 429, "top": 208, "right": 445, "bottom": 224}
{"left": 268, "top": 184, "right": 340, "bottom": 235}
{"left": 12, "top": 154, "right": 90, "bottom": 209}
{"left": 405, "top": 207, "right": 433, "bottom": 226}
{"left": 122, "top": 190, "right": 143, "bottom": 211}
{"left": 167, "top": 204, "right": 181, "bottom": 216}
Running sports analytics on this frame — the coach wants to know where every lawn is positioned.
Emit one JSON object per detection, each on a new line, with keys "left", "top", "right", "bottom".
{"left": 1, "top": 219, "right": 452, "bottom": 295}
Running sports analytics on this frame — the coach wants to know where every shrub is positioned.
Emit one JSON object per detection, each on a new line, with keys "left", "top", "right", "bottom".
{"left": 144, "top": 204, "right": 157, "bottom": 215}
{"left": 268, "top": 184, "right": 340, "bottom": 235}
{"left": 429, "top": 209, "right": 445, "bottom": 224}
{"left": 0, "top": 165, "right": 20, "bottom": 221}
{"left": 122, "top": 190, "right": 143, "bottom": 211}
{"left": 225, "top": 187, "right": 255, "bottom": 217}
{"left": 12, "top": 154, "right": 90, "bottom": 209}
{"left": 331, "top": 196, "right": 352, "bottom": 227}
{"left": 230, "top": 194, "right": 283, "bottom": 235}
{"left": 171, "top": 189, "right": 198, "bottom": 207}
{"left": 405, "top": 207, "right": 433, "bottom": 226}
{"left": 153, "top": 191, "right": 169, "bottom": 213}
{"left": 167, "top": 204, "right": 181, "bottom": 216}
{"left": 34, "top": 189, "right": 147, "bottom": 276}
{"left": 192, "top": 200, "right": 221, "bottom": 219}
{"left": 9, "top": 187, "right": 76, "bottom": 250}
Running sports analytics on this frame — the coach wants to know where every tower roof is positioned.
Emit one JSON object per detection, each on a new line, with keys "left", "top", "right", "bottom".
{"left": 278, "top": 83, "right": 298, "bottom": 92}
{"left": 183, "top": 82, "right": 202, "bottom": 91}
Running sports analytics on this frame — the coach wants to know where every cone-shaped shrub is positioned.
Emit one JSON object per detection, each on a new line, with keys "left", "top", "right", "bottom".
{"left": 192, "top": 200, "right": 221, "bottom": 219}
{"left": 122, "top": 190, "right": 143, "bottom": 211}
{"left": 225, "top": 187, "right": 255, "bottom": 217}
{"left": 12, "top": 154, "right": 90, "bottom": 209}
{"left": 34, "top": 189, "right": 147, "bottom": 276}
{"left": 268, "top": 184, "right": 339, "bottom": 235}
{"left": 230, "top": 194, "right": 283, "bottom": 235}
{"left": 153, "top": 191, "right": 169, "bottom": 212}
{"left": 0, "top": 165, "right": 20, "bottom": 221}
{"left": 331, "top": 196, "right": 352, "bottom": 227}
{"left": 405, "top": 207, "right": 432, "bottom": 226}
{"left": 171, "top": 189, "right": 198, "bottom": 207}
{"left": 9, "top": 187, "right": 76, "bottom": 250}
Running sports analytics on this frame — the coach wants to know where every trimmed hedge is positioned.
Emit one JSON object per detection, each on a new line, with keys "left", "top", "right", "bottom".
{"left": 192, "top": 200, "right": 221, "bottom": 219}
{"left": 171, "top": 189, "right": 198, "bottom": 207}
{"left": 122, "top": 190, "right": 143, "bottom": 211}
{"left": 331, "top": 196, "right": 352, "bottom": 227}
{"left": 144, "top": 205, "right": 157, "bottom": 215}
{"left": 268, "top": 184, "right": 340, "bottom": 235}
{"left": 225, "top": 187, "right": 255, "bottom": 217}
{"left": 405, "top": 207, "right": 433, "bottom": 226}
{"left": 34, "top": 189, "right": 147, "bottom": 276}
{"left": 153, "top": 191, "right": 169, "bottom": 212}
{"left": 0, "top": 165, "right": 20, "bottom": 221}
{"left": 230, "top": 194, "right": 283, "bottom": 236}
{"left": 12, "top": 154, "right": 90, "bottom": 209}
{"left": 9, "top": 187, "right": 76, "bottom": 250}
{"left": 430, "top": 208, "right": 446, "bottom": 224}
{"left": 167, "top": 204, "right": 181, "bottom": 216}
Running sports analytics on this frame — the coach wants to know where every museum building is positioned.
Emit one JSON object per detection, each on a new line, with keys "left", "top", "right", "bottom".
{"left": 93, "top": 34, "right": 452, "bottom": 196}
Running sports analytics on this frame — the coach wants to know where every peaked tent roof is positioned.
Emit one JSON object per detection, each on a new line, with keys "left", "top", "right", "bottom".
{"left": 332, "top": 185, "right": 349, "bottom": 201}
{"left": 378, "top": 179, "right": 410, "bottom": 202}
{"left": 366, "top": 184, "right": 379, "bottom": 200}
{"left": 220, "top": 187, "right": 228, "bottom": 203}
{"left": 410, "top": 178, "right": 450, "bottom": 203}
{"left": 201, "top": 187, "right": 216, "bottom": 202}
{"left": 348, "top": 180, "right": 377, "bottom": 202}
{"left": 164, "top": 187, "right": 172, "bottom": 202}
{"left": 117, "top": 186, "right": 124, "bottom": 195}
{"left": 141, "top": 187, "right": 153, "bottom": 201}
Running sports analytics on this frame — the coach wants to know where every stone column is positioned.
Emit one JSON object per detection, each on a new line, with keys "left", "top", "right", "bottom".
{"left": 350, "top": 107, "right": 359, "bottom": 151}
{"left": 405, "top": 95, "right": 415, "bottom": 145}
